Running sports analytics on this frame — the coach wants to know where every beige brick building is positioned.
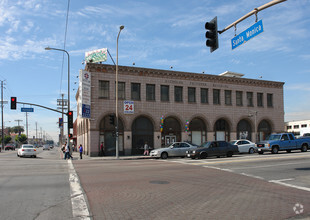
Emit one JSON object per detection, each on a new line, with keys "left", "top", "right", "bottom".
{"left": 76, "top": 63, "right": 284, "bottom": 157}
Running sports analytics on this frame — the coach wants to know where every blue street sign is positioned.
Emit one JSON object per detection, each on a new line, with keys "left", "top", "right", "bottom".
{"left": 231, "top": 20, "right": 264, "bottom": 50}
{"left": 82, "top": 104, "right": 91, "bottom": 118}
{"left": 21, "top": 107, "right": 34, "bottom": 112}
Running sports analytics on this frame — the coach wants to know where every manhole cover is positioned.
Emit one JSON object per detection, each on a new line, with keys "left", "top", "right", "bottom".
{"left": 149, "top": 180, "right": 170, "bottom": 184}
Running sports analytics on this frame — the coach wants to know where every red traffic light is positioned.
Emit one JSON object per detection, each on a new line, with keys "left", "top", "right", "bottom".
{"left": 68, "top": 111, "right": 72, "bottom": 116}
{"left": 11, "top": 97, "right": 17, "bottom": 110}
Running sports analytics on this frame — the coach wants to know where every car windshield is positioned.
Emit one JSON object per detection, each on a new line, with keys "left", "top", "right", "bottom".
{"left": 229, "top": 141, "right": 237, "bottom": 145}
{"left": 266, "top": 134, "right": 281, "bottom": 141}
{"left": 200, "top": 142, "right": 212, "bottom": 148}
{"left": 23, "top": 145, "right": 34, "bottom": 149}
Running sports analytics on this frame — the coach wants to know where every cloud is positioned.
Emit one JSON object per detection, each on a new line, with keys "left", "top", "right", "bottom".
{"left": 286, "top": 84, "right": 310, "bottom": 92}
{"left": 0, "top": 36, "right": 58, "bottom": 60}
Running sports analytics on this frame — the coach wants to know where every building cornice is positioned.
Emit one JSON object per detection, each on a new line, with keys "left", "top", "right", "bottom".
{"left": 85, "top": 63, "right": 284, "bottom": 89}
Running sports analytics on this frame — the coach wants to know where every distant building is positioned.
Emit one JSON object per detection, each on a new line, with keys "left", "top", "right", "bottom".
{"left": 76, "top": 63, "right": 285, "bottom": 157}
{"left": 285, "top": 120, "right": 310, "bottom": 137}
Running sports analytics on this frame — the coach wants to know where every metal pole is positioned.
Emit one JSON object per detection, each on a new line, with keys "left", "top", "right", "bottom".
{"left": 26, "top": 112, "right": 28, "bottom": 140}
{"left": 45, "top": 47, "right": 70, "bottom": 148}
{"left": 219, "top": 0, "right": 287, "bottom": 34}
{"left": 115, "top": 25, "right": 124, "bottom": 159}
{"left": 1, "top": 81, "right": 3, "bottom": 150}
{"left": 61, "top": 94, "right": 64, "bottom": 146}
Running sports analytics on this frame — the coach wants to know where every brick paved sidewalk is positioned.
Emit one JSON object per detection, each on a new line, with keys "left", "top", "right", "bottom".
{"left": 73, "top": 159, "right": 310, "bottom": 220}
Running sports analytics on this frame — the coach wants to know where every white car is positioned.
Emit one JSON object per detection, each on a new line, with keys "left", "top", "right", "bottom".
{"left": 150, "top": 142, "right": 199, "bottom": 159}
{"left": 17, "top": 144, "right": 37, "bottom": 158}
{"left": 43, "top": 145, "right": 50, "bottom": 150}
{"left": 229, "top": 139, "right": 257, "bottom": 154}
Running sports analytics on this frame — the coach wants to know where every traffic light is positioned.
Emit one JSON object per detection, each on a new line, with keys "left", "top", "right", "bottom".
{"left": 109, "top": 114, "right": 115, "bottom": 125}
{"left": 205, "top": 16, "right": 219, "bottom": 53}
{"left": 68, "top": 134, "right": 72, "bottom": 138}
{"left": 68, "top": 111, "right": 73, "bottom": 128}
{"left": 59, "top": 118, "right": 63, "bottom": 128}
{"left": 10, "top": 97, "right": 17, "bottom": 110}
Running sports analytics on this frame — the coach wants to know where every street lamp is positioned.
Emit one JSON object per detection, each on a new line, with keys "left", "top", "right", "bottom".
{"left": 116, "top": 25, "right": 124, "bottom": 159}
{"left": 45, "top": 47, "right": 71, "bottom": 147}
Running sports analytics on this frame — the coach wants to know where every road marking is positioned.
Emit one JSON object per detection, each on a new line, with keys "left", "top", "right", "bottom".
{"left": 68, "top": 160, "right": 91, "bottom": 219}
{"left": 185, "top": 154, "right": 310, "bottom": 165}
{"left": 269, "top": 179, "right": 310, "bottom": 192}
{"left": 240, "top": 173, "right": 265, "bottom": 180}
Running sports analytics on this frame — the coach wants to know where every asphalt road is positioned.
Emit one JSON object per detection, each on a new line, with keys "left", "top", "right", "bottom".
{"left": 1, "top": 148, "right": 310, "bottom": 220}
{"left": 0, "top": 148, "right": 74, "bottom": 220}
{"left": 72, "top": 150, "right": 310, "bottom": 220}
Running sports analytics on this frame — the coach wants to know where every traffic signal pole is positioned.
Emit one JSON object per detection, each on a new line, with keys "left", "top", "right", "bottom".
{"left": 218, "top": 0, "right": 287, "bottom": 35}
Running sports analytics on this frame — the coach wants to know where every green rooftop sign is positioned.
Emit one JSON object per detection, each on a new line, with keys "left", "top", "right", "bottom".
{"left": 85, "top": 48, "right": 107, "bottom": 63}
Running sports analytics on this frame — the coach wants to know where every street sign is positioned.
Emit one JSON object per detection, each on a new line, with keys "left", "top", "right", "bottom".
{"left": 82, "top": 104, "right": 91, "bottom": 118}
{"left": 124, "top": 101, "right": 134, "bottom": 114}
{"left": 21, "top": 107, "right": 34, "bottom": 112}
{"left": 231, "top": 20, "right": 264, "bottom": 50}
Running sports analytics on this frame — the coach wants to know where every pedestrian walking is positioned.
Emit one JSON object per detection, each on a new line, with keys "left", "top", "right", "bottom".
{"left": 143, "top": 141, "right": 149, "bottom": 156}
{"left": 64, "top": 142, "right": 70, "bottom": 160}
{"left": 68, "top": 144, "right": 73, "bottom": 159}
{"left": 79, "top": 144, "right": 83, "bottom": 159}
{"left": 100, "top": 142, "right": 104, "bottom": 156}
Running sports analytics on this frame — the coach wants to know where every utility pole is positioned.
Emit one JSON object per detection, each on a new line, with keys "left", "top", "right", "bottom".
{"left": 1, "top": 80, "right": 4, "bottom": 150}
{"left": 25, "top": 112, "right": 28, "bottom": 140}
{"left": 57, "top": 94, "right": 67, "bottom": 146}
{"left": 15, "top": 119, "right": 23, "bottom": 127}
{"left": 36, "top": 122, "right": 38, "bottom": 146}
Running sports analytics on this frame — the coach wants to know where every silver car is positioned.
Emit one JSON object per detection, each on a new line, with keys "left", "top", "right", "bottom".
{"left": 150, "top": 142, "right": 199, "bottom": 159}
{"left": 229, "top": 139, "right": 257, "bottom": 154}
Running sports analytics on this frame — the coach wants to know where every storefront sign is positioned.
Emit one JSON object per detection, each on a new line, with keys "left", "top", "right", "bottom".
{"left": 124, "top": 101, "right": 134, "bottom": 114}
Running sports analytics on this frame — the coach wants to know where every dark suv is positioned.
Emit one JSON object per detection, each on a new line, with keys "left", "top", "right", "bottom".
{"left": 5, "top": 144, "right": 15, "bottom": 151}
{"left": 186, "top": 141, "right": 239, "bottom": 159}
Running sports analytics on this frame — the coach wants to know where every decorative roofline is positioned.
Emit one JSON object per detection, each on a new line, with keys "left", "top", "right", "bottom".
{"left": 85, "top": 63, "right": 284, "bottom": 88}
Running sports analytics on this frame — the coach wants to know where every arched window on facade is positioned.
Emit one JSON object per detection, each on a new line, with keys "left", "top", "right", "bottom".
{"left": 214, "top": 118, "right": 230, "bottom": 141}
{"left": 237, "top": 119, "right": 252, "bottom": 141}
{"left": 189, "top": 118, "right": 207, "bottom": 145}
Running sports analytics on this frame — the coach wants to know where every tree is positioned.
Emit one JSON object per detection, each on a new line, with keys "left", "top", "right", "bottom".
{"left": 11, "top": 126, "right": 24, "bottom": 134}
{"left": 0, "top": 135, "right": 12, "bottom": 146}
{"left": 15, "top": 134, "right": 27, "bottom": 144}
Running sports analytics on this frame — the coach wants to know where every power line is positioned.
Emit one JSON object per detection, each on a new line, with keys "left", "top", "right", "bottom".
{"left": 59, "top": 0, "right": 71, "bottom": 94}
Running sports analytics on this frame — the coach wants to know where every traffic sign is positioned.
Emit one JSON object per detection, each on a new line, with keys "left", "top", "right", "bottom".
{"left": 21, "top": 107, "right": 34, "bottom": 112}
{"left": 231, "top": 20, "right": 264, "bottom": 50}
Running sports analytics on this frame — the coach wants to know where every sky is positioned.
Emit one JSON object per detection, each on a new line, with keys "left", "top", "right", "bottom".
{"left": 0, "top": 0, "right": 309, "bottom": 142}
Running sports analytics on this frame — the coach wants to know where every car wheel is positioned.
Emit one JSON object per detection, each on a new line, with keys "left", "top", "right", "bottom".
{"left": 161, "top": 152, "right": 168, "bottom": 159}
{"left": 271, "top": 146, "right": 279, "bottom": 154}
{"left": 286, "top": 150, "right": 291, "bottom": 153}
{"left": 17, "top": 153, "right": 19, "bottom": 157}
{"left": 226, "top": 151, "right": 233, "bottom": 157}
{"left": 301, "top": 145, "right": 308, "bottom": 152}
{"left": 199, "top": 152, "right": 207, "bottom": 159}
{"left": 258, "top": 151, "right": 264, "bottom": 155}
{"left": 249, "top": 148, "right": 255, "bottom": 154}
{"left": 34, "top": 155, "right": 37, "bottom": 158}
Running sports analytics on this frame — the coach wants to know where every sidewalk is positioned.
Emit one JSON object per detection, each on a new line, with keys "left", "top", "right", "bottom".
{"left": 70, "top": 150, "right": 154, "bottom": 160}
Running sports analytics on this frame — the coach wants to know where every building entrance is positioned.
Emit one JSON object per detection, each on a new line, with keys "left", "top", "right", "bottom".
{"left": 131, "top": 116, "right": 154, "bottom": 155}
{"left": 165, "top": 135, "right": 176, "bottom": 145}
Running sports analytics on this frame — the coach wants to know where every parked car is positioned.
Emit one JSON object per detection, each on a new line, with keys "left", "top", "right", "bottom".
{"left": 17, "top": 144, "right": 37, "bottom": 158}
{"left": 150, "top": 142, "right": 199, "bottom": 159}
{"left": 5, "top": 144, "right": 15, "bottom": 151}
{"left": 43, "top": 145, "right": 50, "bottom": 150}
{"left": 257, "top": 133, "right": 310, "bottom": 154}
{"left": 229, "top": 139, "right": 257, "bottom": 154}
{"left": 186, "top": 141, "right": 239, "bottom": 159}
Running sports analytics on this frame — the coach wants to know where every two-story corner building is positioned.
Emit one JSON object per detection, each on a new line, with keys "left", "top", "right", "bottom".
{"left": 76, "top": 63, "right": 284, "bottom": 157}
